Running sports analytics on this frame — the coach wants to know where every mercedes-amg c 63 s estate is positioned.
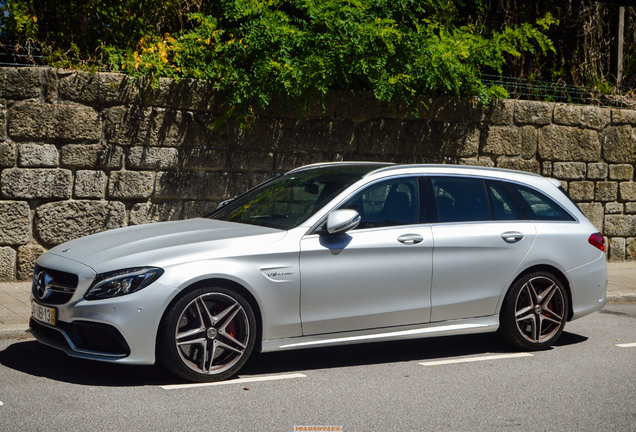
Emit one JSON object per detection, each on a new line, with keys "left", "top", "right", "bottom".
{"left": 30, "top": 163, "right": 607, "bottom": 382}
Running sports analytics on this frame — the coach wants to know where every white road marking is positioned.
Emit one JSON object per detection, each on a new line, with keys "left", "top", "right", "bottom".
{"left": 616, "top": 342, "right": 636, "bottom": 348}
{"left": 0, "top": 401, "right": 3, "bottom": 406}
{"left": 161, "top": 373, "right": 307, "bottom": 390}
{"left": 419, "top": 352, "right": 534, "bottom": 366}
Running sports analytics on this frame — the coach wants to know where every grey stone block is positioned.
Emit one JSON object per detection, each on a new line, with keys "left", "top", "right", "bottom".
{"left": 581, "top": 106, "right": 610, "bottom": 130}
{"left": 553, "top": 105, "right": 580, "bottom": 126}
{"left": 458, "top": 157, "right": 495, "bottom": 167}
{"left": 611, "top": 109, "right": 636, "bottom": 125}
{"left": 587, "top": 163, "right": 608, "bottom": 180}
{"left": 627, "top": 238, "right": 636, "bottom": 260}
{"left": 0, "top": 67, "right": 42, "bottom": 99}
{"left": 0, "top": 141, "right": 16, "bottom": 167}
{"left": 228, "top": 151, "right": 275, "bottom": 172}
{"left": 568, "top": 181, "right": 595, "bottom": 201}
{"left": 8, "top": 102, "right": 100, "bottom": 142}
{"left": 18, "top": 143, "right": 59, "bottom": 167}
{"left": 155, "top": 171, "right": 230, "bottom": 200}
{"left": 604, "top": 214, "right": 636, "bottom": 237}
{"left": 74, "top": 170, "right": 107, "bottom": 199}
{"left": 602, "top": 126, "right": 636, "bottom": 163}
{"left": 105, "top": 106, "right": 207, "bottom": 147}
{"left": 495, "top": 157, "right": 540, "bottom": 173}
{"left": 552, "top": 162, "right": 586, "bottom": 180}
{"left": 129, "top": 202, "right": 183, "bottom": 225}
{"left": 578, "top": 202, "right": 604, "bottom": 230}
{"left": 61, "top": 144, "right": 123, "bottom": 169}
{"left": 1, "top": 168, "right": 72, "bottom": 199}
{"left": 608, "top": 237, "right": 626, "bottom": 262}
{"left": 595, "top": 181, "right": 618, "bottom": 202}
{"left": 0, "top": 201, "right": 31, "bottom": 245}
{"left": 107, "top": 171, "right": 155, "bottom": 199}
{"left": 35, "top": 200, "right": 126, "bottom": 246}
{"left": 514, "top": 100, "right": 552, "bottom": 125}
{"left": 485, "top": 100, "right": 514, "bottom": 125}
{"left": 484, "top": 126, "right": 521, "bottom": 156}
{"left": 181, "top": 148, "right": 227, "bottom": 171}
{"left": 59, "top": 72, "right": 140, "bottom": 105}
{"left": 609, "top": 164, "right": 634, "bottom": 181}
{"left": 127, "top": 147, "right": 179, "bottom": 170}
{"left": 605, "top": 202, "right": 624, "bottom": 214}
{"left": 619, "top": 182, "right": 636, "bottom": 202}
{"left": 183, "top": 201, "right": 219, "bottom": 219}
{"left": 17, "top": 244, "right": 46, "bottom": 281}
{"left": 0, "top": 246, "right": 16, "bottom": 281}
{"left": 538, "top": 125, "right": 601, "bottom": 161}
{"left": 626, "top": 203, "right": 636, "bottom": 214}
{"left": 521, "top": 126, "right": 537, "bottom": 159}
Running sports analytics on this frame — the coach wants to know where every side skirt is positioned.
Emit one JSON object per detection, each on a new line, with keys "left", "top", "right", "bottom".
{"left": 261, "top": 316, "right": 499, "bottom": 352}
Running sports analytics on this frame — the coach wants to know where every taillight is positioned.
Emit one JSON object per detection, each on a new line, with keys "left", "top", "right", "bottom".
{"left": 588, "top": 232, "right": 605, "bottom": 252}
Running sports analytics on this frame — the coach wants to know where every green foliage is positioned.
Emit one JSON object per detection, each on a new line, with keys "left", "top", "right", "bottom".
{"left": 1, "top": 0, "right": 557, "bottom": 124}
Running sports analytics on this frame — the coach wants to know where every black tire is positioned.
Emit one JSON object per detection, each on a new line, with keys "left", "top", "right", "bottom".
{"left": 158, "top": 286, "right": 257, "bottom": 382}
{"left": 499, "top": 271, "right": 569, "bottom": 351}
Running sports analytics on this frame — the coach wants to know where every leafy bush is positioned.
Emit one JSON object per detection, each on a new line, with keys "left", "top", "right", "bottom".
{"left": 1, "top": 0, "right": 557, "bottom": 123}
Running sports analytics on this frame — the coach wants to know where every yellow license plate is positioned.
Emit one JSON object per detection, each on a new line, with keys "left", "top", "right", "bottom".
{"left": 31, "top": 301, "right": 56, "bottom": 326}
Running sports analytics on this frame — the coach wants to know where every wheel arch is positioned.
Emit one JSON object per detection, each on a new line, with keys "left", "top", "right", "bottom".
{"left": 506, "top": 264, "right": 573, "bottom": 321}
{"left": 155, "top": 277, "right": 264, "bottom": 357}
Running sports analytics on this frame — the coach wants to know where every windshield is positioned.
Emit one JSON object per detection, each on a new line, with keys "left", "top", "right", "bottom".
{"left": 209, "top": 164, "right": 385, "bottom": 229}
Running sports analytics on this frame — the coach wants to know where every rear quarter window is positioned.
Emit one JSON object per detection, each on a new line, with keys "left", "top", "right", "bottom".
{"left": 507, "top": 183, "right": 575, "bottom": 221}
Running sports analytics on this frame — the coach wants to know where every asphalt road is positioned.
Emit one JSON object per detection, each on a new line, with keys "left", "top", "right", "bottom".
{"left": 0, "top": 304, "right": 634, "bottom": 432}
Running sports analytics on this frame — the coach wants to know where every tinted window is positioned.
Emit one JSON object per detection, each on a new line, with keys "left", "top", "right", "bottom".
{"left": 341, "top": 178, "right": 419, "bottom": 229}
{"left": 431, "top": 177, "right": 491, "bottom": 222}
{"left": 486, "top": 181, "right": 527, "bottom": 220}
{"left": 210, "top": 165, "right": 381, "bottom": 229}
{"left": 507, "top": 183, "right": 574, "bottom": 221}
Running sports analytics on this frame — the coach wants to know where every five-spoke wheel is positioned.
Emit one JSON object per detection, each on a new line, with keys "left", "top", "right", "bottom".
{"left": 500, "top": 272, "right": 568, "bottom": 350}
{"left": 159, "top": 287, "right": 256, "bottom": 382}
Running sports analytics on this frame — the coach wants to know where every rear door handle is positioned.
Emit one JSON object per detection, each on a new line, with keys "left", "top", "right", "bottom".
{"left": 398, "top": 234, "right": 424, "bottom": 245}
{"left": 501, "top": 231, "right": 524, "bottom": 243}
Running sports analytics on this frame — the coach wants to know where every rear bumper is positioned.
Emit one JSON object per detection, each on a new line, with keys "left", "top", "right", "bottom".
{"left": 567, "top": 254, "right": 608, "bottom": 320}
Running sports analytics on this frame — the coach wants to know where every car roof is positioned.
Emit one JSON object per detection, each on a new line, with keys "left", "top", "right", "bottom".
{"left": 288, "top": 162, "right": 544, "bottom": 182}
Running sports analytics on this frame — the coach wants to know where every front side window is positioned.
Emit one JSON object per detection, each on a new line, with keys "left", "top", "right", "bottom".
{"left": 341, "top": 178, "right": 419, "bottom": 229}
{"left": 210, "top": 165, "right": 381, "bottom": 229}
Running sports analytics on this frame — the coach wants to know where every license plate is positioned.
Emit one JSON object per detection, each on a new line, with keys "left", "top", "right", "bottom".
{"left": 31, "top": 301, "right": 56, "bottom": 326}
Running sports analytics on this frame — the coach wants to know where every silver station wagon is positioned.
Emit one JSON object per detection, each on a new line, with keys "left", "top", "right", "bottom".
{"left": 30, "top": 163, "right": 608, "bottom": 382}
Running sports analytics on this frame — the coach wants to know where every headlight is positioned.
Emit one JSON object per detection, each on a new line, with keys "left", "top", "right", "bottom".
{"left": 84, "top": 267, "right": 164, "bottom": 300}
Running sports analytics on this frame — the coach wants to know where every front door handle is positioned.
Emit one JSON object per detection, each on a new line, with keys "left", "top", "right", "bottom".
{"left": 501, "top": 231, "right": 524, "bottom": 243}
{"left": 398, "top": 234, "right": 424, "bottom": 245}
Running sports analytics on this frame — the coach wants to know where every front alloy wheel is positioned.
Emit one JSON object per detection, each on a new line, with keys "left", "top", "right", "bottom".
{"left": 159, "top": 287, "right": 256, "bottom": 382}
{"left": 500, "top": 272, "right": 568, "bottom": 350}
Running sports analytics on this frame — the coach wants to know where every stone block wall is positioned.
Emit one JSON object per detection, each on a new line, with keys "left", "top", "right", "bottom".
{"left": 0, "top": 67, "right": 634, "bottom": 280}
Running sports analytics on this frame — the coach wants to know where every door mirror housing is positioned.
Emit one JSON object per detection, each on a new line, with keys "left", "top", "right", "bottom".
{"left": 325, "top": 209, "right": 361, "bottom": 234}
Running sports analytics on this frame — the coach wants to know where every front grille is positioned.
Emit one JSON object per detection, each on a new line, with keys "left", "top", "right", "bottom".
{"left": 32, "top": 264, "right": 79, "bottom": 305}
{"left": 30, "top": 319, "right": 131, "bottom": 357}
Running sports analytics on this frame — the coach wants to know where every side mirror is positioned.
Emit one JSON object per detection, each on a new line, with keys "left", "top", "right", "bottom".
{"left": 325, "top": 209, "right": 361, "bottom": 234}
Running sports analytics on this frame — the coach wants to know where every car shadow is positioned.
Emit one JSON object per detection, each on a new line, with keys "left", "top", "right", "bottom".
{"left": 0, "top": 330, "right": 588, "bottom": 386}
{"left": 0, "top": 339, "right": 184, "bottom": 386}
{"left": 243, "top": 330, "right": 588, "bottom": 375}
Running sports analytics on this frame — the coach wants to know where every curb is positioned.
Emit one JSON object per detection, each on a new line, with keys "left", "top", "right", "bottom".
{"left": 0, "top": 327, "right": 32, "bottom": 341}
{"left": 606, "top": 294, "right": 636, "bottom": 303}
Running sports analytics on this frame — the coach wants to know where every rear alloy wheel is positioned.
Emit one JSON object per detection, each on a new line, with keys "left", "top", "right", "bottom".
{"left": 500, "top": 272, "right": 568, "bottom": 351}
{"left": 159, "top": 287, "right": 256, "bottom": 382}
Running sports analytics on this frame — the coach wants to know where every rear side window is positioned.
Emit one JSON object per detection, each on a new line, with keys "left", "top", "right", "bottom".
{"left": 431, "top": 177, "right": 491, "bottom": 222}
{"left": 507, "top": 183, "right": 575, "bottom": 221}
{"left": 486, "top": 181, "right": 528, "bottom": 220}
